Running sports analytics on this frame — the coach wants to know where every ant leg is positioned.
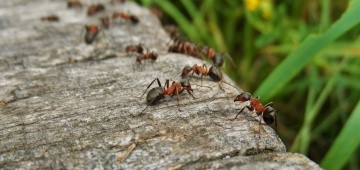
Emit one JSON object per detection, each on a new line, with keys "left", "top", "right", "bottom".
{"left": 201, "top": 64, "right": 207, "bottom": 86}
{"left": 175, "top": 88, "right": 181, "bottom": 111}
{"left": 133, "top": 103, "right": 150, "bottom": 117}
{"left": 238, "top": 105, "right": 255, "bottom": 119}
{"left": 139, "top": 78, "right": 162, "bottom": 98}
{"left": 190, "top": 71, "right": 195, "bottom": 81}
{"left": 185, "top": 89, "right": 196, "bottom": 99}
{"left": 231, "top": 107, "right": 246, "bottom": 121}
{"left": 164, "top": 79, "right": 170, "bottom": 89}
{"left": 264, "top": 102, "right": 273, "bottom": 107}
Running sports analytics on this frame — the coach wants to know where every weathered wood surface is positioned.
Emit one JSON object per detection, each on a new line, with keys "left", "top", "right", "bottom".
{"left": 0, "top": 0, "right": 321, "bottom": 169}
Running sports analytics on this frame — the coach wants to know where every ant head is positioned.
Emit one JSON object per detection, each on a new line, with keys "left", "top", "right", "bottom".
{"left": 263, "top": 106, "right": 276, "bottom": 125}
{"left": 181, "top": 65, "right": 192, "bottom": 77}
{"left": 180, "top": 79, "right": 193, "bottom": 92}
{"left": 234, "top": 92, "right": 251, "bottom": 102}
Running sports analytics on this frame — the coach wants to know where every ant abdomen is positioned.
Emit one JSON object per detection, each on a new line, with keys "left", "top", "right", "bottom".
{"left": 208, "top": 66, "right": 222, "bottom": 82}
{"left": 263, "top": 113, "right": 275, "bottom": 125}
{"left": 146, "top": 87, "right": 164, "bottom": 105}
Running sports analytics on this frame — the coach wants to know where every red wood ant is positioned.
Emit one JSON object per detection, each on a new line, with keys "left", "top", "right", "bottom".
{"left": 181, "top": 64, "right": 223, "bottom": 83}
{"left": 168, "top": 40, "right": 200, "bottom": 58}
{"left": 125, "top": 44, "right": 143, "bottom": 54}
{"left": 136, "top": 50, "right": 158, "bottom": 64}
{"left": 201, "top": 46, "right": 224, "bottom": 67}
{"left": 233, "top": 92, "right": 277, "bottom": 129}
{"left": 41, "top": 15, "right": 59, "bottom": 22}
{"left": 139, "top": 78, "right": 196, "bottom": 114}
{"left": 112, "top": 12, "right": 139, "bottom": 24}
{"left": 84, "top": 25, "right": 100, "bottom": 44}
{"left": 87, "top": 4, "right": 105, "bottom": 16}
{"left": 67, "top": 0, "right": 82, "bottom": 8}
{"left": 100, "top": 16, "right": 110, "bottom": 29}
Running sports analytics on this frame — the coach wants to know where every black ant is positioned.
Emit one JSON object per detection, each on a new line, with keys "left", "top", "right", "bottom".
{"left": 87, "top": 4, "right": 105, "bottom": 16}
{"left": 84, "top": 25, "right": 100, "bottom": 44}
{"left": 100, "top": 16, "right": 110, "bottom": 29}
{"left": 135, "top": 50, "right": 158, "bottom": 64}
{"left": 232, "top": 92, "right": 277, "bottom": 130}
{"left": 67, "top": 0, "right": 82, "bottom": 8}
{"left": 41, "top": 15, "right": 60, "bottom": 22}
{"left": 112, "top": 12, "right": 139, "bottom": 24}
{"left": 125, "top": 44, "right": 143, "bottom": 54}
{"left": 181, "top": 64, "right": 223, "bottom": 83}
{"left": 139, "top": 78, "right": 196, "bottom": 114}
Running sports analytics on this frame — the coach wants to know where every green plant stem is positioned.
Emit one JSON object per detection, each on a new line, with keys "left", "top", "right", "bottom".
{"left": 292, "top": 59, "right": 346, "bottom": 154}
{"left": 321, "top": 101, "right": 360, "bottom": 170}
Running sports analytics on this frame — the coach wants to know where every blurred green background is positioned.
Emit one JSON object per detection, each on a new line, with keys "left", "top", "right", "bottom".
{"left": 135, "top": 0, "right": 360, "bottom": 169}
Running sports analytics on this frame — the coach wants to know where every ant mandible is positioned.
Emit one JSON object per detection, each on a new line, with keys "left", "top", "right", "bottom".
{"left": 112, "top": 12, "right": 139, "bottom": 24}
{"left": 233, "top": 92, "right": 277, "bottom": 129}
{"left": 181, "top": 64, "right": 223, "bottom": 84}
{"left": 84, "top": 25, "right": 100, "bottom": 44}
{"left": 139, "top": 78, "right": 196, "bottom": 114}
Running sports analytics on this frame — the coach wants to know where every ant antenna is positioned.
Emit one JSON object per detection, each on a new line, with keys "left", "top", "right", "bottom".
{"left": 220, "top": 80, "right": 241, "bottom": 92}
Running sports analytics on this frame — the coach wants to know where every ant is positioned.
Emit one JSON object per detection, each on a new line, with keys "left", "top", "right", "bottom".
{"left": 87, "top": 4, "right": 105, "bottom": 16}
{"left": 125, "top": 44, "right": 143, "bottom": 54}
{"left": 201, "top": 46, "right": 224, "bottom": 67}
{"left": 100, "top": 16, "right": 110, "bottom": 29}
{"left": 135, "top": 50, "right": 158, "bottom": 64}
{"left": 40, "top": 15, "right": 59, "bottom": 22}
{"left": 181, "top": 64, "right": 223, "bottom": 84}
{"left": 84, "top": 25, "right": 100, "bottom": 44}
{"left": 168, "top": 40, "right": 200, "bottom": 58}
{"left": 67, "top": 0, "right": 82, "bottom": 8}
{"left": 112, "top": 12, "right": 139, "bottom": 24}
{"left": 138, "top": 78, "right": 196, "bottom": 114}
{"left": 232, "top": 92, "right": 277, "bottom": 130}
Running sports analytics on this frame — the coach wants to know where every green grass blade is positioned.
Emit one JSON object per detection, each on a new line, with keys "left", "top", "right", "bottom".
{"left": 321, "top": 101, "right": 360, "bottom": 170}
{"left": 254, "top": 0, "right": 360, "bottom": 101}
{"left": 179, "top": 0, "right": 198, "bottom": 18}
{"left": 152, "top": 0, "right": 201, "bottom": 42}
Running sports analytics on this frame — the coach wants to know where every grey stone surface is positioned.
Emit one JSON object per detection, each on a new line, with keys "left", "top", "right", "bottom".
{"left": 0, "top": 0, "right": 321, "bottom": 169}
